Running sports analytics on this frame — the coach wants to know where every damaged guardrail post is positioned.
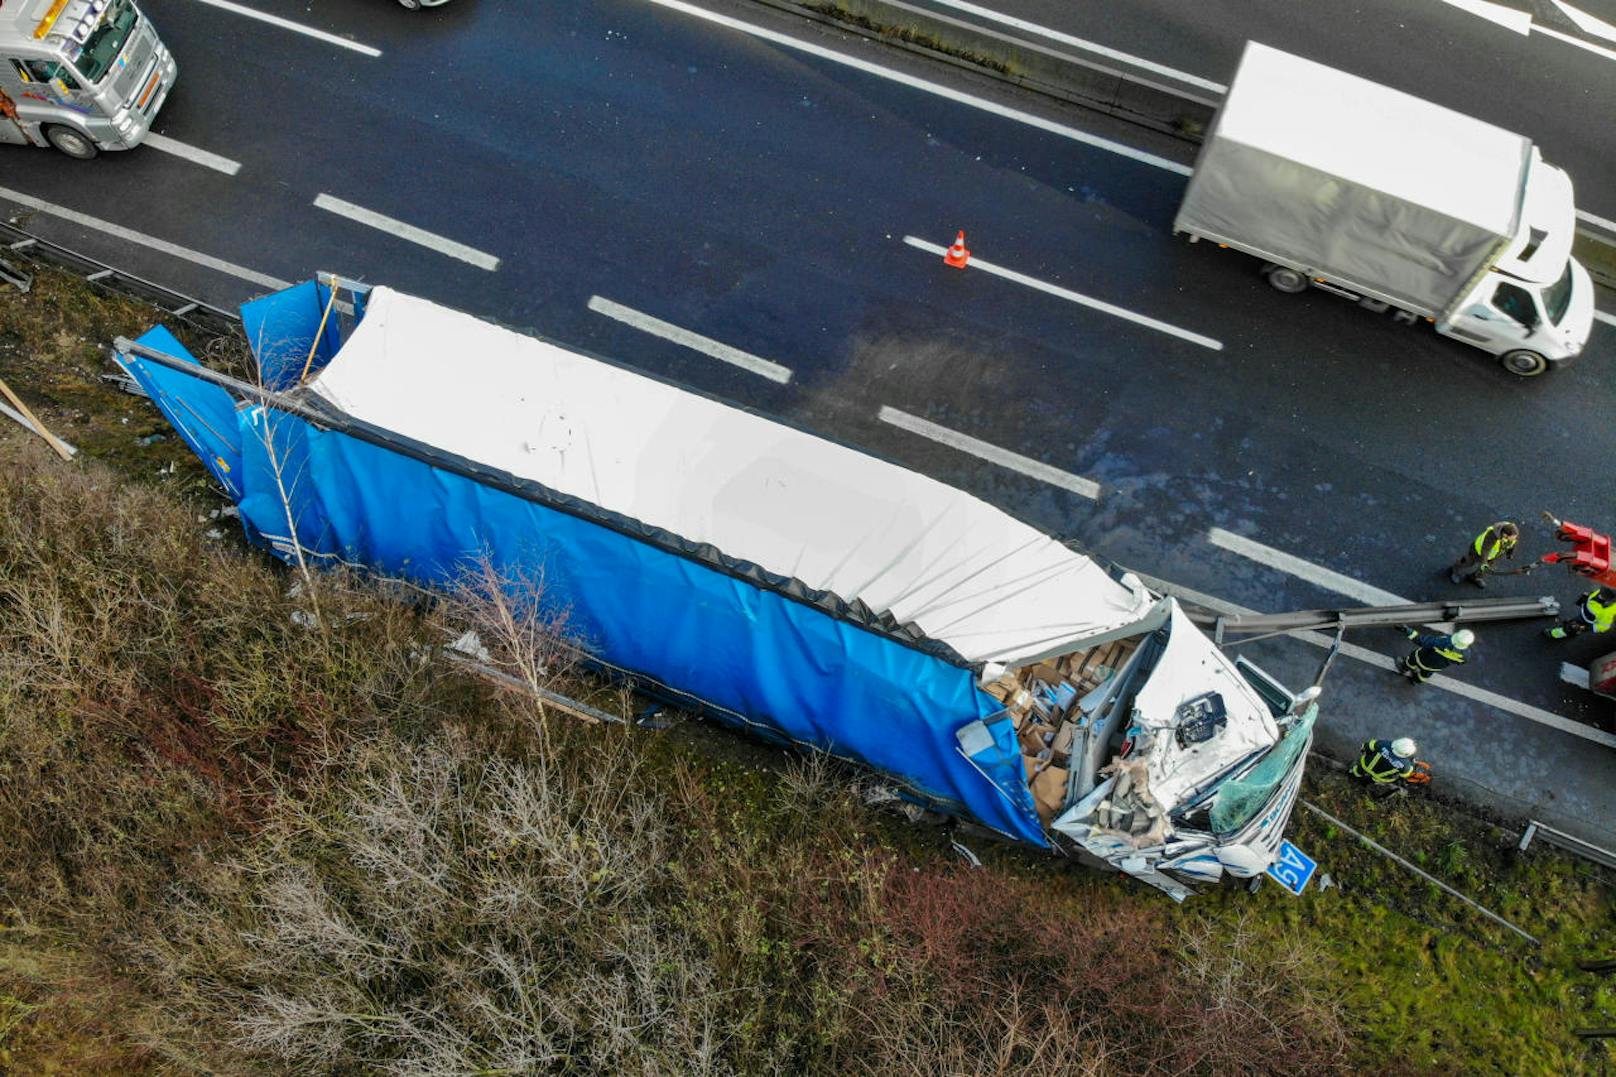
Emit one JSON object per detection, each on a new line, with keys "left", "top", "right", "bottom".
{"left": 1301, "top": 801, "right": 1539, "bottom": 947}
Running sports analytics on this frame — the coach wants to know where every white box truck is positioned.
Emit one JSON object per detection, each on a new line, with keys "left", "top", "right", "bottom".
{"left": 1175, "top": 42, "right": 1595, "bottom": 376}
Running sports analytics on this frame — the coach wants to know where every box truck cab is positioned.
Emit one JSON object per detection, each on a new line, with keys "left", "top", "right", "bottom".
{"left": 0, "top": 0, "right": 175, "bottom": 159}
{"left": 1437, "top": 147, "right": 1594, "bottom": 375}
{"left": 1176, "top": 42, "right": 1596, "bottom": 377}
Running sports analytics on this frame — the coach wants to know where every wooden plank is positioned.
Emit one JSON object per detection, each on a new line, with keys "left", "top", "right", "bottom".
{"left": 0, "top": 378, "right": 73, "bottom": 460}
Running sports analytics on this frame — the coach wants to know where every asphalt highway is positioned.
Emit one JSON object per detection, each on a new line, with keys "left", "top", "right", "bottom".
{"left": 1, "top": 0, "right": 1611, "bottom": 849}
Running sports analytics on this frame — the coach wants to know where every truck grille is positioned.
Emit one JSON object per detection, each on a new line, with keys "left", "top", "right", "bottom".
{"left": 112, "top": 29, "right": 155, "bottom": 102}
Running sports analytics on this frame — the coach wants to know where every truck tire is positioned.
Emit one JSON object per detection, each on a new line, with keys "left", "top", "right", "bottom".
{"left": 1266, "top": 266, "right": 1308, "bottom": 294}
{"left": 1499, "top": 349, "right": 1548, "bottom": 377}
{"left": 43, "top": 125, "right": 97, "bottom": 160}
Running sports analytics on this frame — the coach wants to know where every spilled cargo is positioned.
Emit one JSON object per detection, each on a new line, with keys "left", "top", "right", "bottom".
{"left": 114, "top": 276, "right": 1317, "bottom": 900}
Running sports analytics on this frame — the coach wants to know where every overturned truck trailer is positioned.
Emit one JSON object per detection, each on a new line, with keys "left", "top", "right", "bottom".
{"left": 115, "top": 277, "right": 1317, "bottom": 900}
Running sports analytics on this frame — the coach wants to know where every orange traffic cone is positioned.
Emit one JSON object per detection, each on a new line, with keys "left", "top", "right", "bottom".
{"left": 943, "top": 230, "right": 970, "bottom": 269}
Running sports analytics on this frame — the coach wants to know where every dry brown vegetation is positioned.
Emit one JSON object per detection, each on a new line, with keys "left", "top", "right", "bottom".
{"left": 0, "top": 434, "right": 1356, "bottom": 1073}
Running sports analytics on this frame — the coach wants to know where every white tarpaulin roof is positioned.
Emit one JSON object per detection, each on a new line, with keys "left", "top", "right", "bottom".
{"left": 308, "top": 287, "right": 1153, "bottom": 666}
{"left": 1212, "top": 42, "right": 1529, "bottom": 235}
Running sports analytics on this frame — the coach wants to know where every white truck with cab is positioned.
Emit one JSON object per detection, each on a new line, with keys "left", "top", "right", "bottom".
{"left": 1176, "top": 42, "right": 1594, "bottom": 377}
{"left": 0, "top": 0, "right": 174, "bottom": 159}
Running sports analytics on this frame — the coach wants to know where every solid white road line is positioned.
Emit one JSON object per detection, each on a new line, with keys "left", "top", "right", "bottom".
{"left": 1208, "top": 527, "right": 1413, "bottom": 609}
{"left": 920, "top": 0, "right": 1226, "bottom": 93}
{"left": 1578, "top": 209, "right": 1616, "bottom": 232}
{"left": 1595, "top": 310, "right": 1616, "bottom": 329}
{"left": 1132, "top": 570, "right": 1616, "bottom": 750}
{"left": 313, "top": 194, "right": 500, "bottom": 271}
{"left": 902, "top": 235, "right": 1223, "bottom": 350}
{"left": 1562, "top": 662, "right": 1591, "bottom": 690}
{"left": 878, "top": 405, "right": 1101, "bottom": 499}
{"left": 188, "top": 0, "right": 382, "bottom": 57}
{"left": 1534, "top": 22, "right": 1616, "bottom": 61}
{"left": 142, "top": 133, "right": 241, "bottom": 176}
{"left": 0, "top": 184, "right": 290, "bottom": 290}
{"left": 636, "top": 0, "right": 1192, "bottom": 176}
{"left": 587, "top": 296, "right": 793, "bottom": 383}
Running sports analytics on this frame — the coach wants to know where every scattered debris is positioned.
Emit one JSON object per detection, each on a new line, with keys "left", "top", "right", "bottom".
{"left": 860, "top": 783, "right": 901, "bottom": 807}
{"left": 101, "top": 370, "right": 147, "bottom": 397}
{"left": 447, "top": 629, "right": 492, "bottom": 663}
{"left": 0, "top": 255, "right": 31, "bottom": 293}
{"left": 137, "top": 433, "right": 166, "bottom": 446}
{"left": 0, "top": 374, "right": 73, "bottom": 460}
{"left": 635, "top": 703, "right": 674, "bottom": 730}
{"left": 951, "top": 840, "right": 983, "bottom": 868}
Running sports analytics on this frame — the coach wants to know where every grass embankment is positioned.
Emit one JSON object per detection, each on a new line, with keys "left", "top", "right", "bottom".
{"left": 0, "top": 265, "right": 1612, "bottom": 1073}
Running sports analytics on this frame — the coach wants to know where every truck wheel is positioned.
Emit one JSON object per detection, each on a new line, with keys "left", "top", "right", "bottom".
{"left": 1499, "top": 349, "right": 1548, "bottom": 377}
{"left": 1266, "top": 266, "right": 1308, "bottom": 294}
{"left": 43, "top": 125, "right": 97, "bottom": 160}
{"left": 397, "top": 0, "right": 422, "bottom": 7}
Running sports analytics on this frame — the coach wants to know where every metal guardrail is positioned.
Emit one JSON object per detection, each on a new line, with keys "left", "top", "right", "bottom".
{"left": 1518, "top": 819, "right": 1616, "bottom": 872}
{"left": 759, "top": 1, "right": 1616, "bottom": 267}
{"left": 750, "top": 0, "right": 1213, "bottom": 140}
{"left": 0, "top": 220, "right": 242, "bottom": 340}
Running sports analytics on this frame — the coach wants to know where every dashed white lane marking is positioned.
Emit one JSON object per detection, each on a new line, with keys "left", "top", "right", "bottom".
{"left": 902, "top": 235, "right": 1222, "bottom": 350}
{"left": 1562, "top": 662, "right": 1591, "bottom": 689}
{"left": 0, "top": 184, "right": 290, "bottom": 290}
{"left": 142, "top": 133, "right": 241, "bottom": 176}
{"left": 313, "top": 194, "right": 500, "bottom": 271}
{"left": 920, "top": 0, "right": 1227, "bottom": 93}
{"left": 1595, "top": 310, "right": 1616, "bottom": 328}
{"left": 878, "top": 405, "right": 1101, "bottom": 499}
{"left": 636, "top": 0, "right": 1192, "bottom": 175}
{"left": 189, "top": 0, "right": 382, "bottom": 57}
{"left": 1208, "top": 528, "right": 1412, "bottom": 608}
{"left": 1437, "top": 0, "right": 1533, "bottom": 34}
{"left": 1553, "top": 1, "right": 1616, "bottom": 45}
{"left": 1133, "top": 571, "right": 1616, "bottom": 750}
{"left": 587, "top": 296, "right": 792, "bottom": 383}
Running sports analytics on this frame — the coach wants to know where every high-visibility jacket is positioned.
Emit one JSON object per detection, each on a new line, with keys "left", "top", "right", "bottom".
{"left": 1472, "top": 525, "right": 1517, "bottom": 563}
{"left": 1355, "top": 740, "right": 1414, "bottom": 783}
{"left": 1409, "top": 633, "right": 1468, "bottom": 671}
{"left": 1578, "top": 590, "right": 1616, "bottom": 633}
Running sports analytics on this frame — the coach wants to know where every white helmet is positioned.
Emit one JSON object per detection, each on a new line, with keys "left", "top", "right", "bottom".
{"left": 1451, "top": 629, "right": 1475, "bottom": 649}
{"left": 1392, "top": 737, "right": 1417, "bottom": 759}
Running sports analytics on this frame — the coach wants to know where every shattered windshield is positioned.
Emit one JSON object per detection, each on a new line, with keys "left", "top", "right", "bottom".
{"left": 68, "top": 0, "right": 140, "bottom": 85}
{"left": 1207, "top": 706, "right": 1314, "bottom": 834}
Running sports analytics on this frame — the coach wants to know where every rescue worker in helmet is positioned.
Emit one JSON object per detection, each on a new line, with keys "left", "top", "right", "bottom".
{"left": 1350, "top": 737, "right": 1418, "bottom": 786}
{"left": 1544, "top": 587, "right": 1616, "bottom": 641}
{"left": 1399, "top": 628, "right": 1474, "bottom": 685}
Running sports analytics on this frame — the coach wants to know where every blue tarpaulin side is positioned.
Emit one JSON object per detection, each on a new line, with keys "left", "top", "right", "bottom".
{"left": 240, "top": 280, "right": 346, "bottom": 391}
{"left": 116, "top": 347, "right": 1049, "bottom": 847}
{"left": 119, "top": 326, "right": 244, "bottom": 500}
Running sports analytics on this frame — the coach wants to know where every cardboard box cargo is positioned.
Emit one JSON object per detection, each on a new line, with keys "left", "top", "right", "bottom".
{"left": 1030, "top": 764, "right": 1070, "bottom": 823}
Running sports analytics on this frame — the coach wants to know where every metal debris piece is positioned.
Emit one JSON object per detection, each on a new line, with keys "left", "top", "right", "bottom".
{"left": 950, "top": 840, "right": 983, "bottom": 868}
{"left": 0, "top": 256, "right": 31, "bottom": 293}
